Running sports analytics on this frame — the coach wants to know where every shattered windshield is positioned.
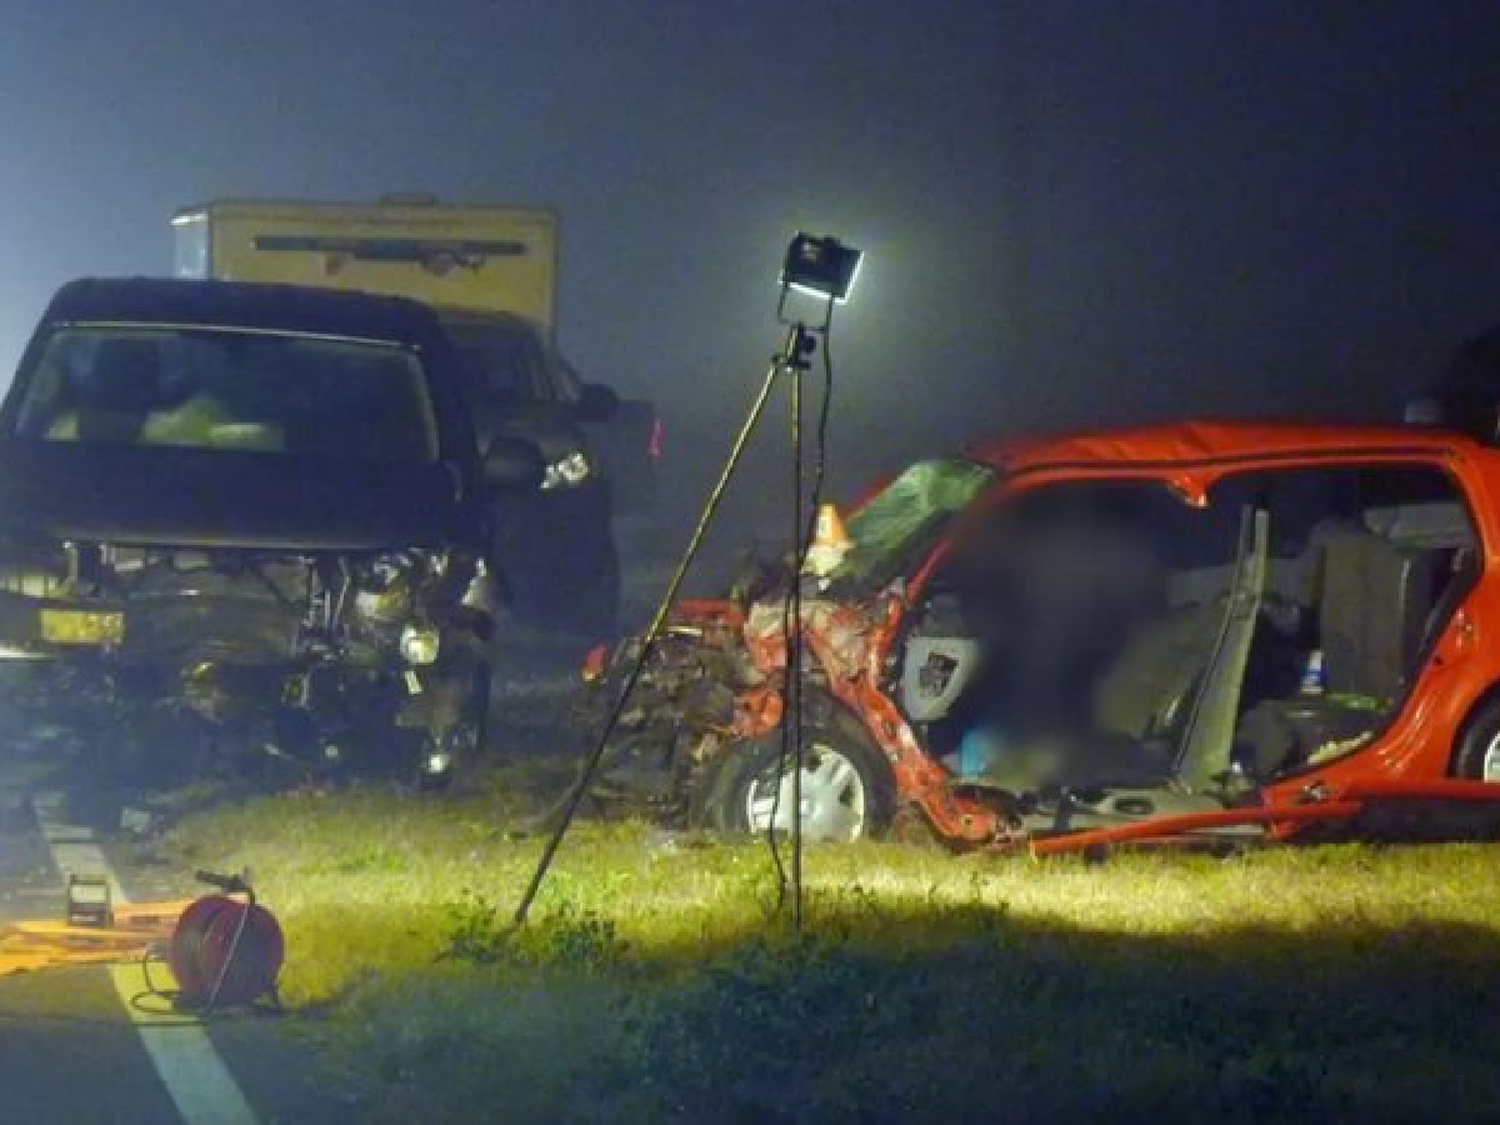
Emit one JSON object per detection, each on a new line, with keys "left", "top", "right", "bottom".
{"left": 829, "top": 458, "right": 997, "bottom": 588}
{"left": 11, "top": 325, "right": 439, "bottom": 463}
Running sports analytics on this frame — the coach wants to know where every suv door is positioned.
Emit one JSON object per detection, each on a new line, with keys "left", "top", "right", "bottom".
{"left": 441, "top": 313, "right": 620, "bottom": 635}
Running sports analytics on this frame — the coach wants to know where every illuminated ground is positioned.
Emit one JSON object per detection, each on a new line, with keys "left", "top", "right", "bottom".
{"left": 149, "top": 785, "right": 1500, "bottom": 1122}
{"left": 8, "top": 711, "right": 1500, "bottom": 1121}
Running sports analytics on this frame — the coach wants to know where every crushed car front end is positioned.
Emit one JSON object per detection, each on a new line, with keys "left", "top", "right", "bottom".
{"left": 576, "top": 599, "right": 774, "bottom": 816}
{"left": 575, "top": 457, "right": 999, "bottom": 835}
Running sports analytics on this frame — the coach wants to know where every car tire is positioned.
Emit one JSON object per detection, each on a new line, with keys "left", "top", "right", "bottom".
{"left": 693, "top": 720, "right": 895, "bottom": 843}
{"left": 1452, "top": 694, "right": 1500, "bottom": 781}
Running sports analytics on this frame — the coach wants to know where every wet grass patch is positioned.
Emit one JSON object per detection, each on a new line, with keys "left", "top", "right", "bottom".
{"left": 169, "top": 788, "right": 1500, "bottom": 1122}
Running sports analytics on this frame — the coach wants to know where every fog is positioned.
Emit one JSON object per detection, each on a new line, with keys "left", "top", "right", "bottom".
{"left": 2, "top": 0, "right": 1498, "bottom": 493}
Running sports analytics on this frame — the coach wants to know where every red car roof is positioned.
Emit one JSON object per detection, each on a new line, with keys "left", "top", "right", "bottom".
{"left": 965, "top": 419, "right": 1489, "bottom": 474}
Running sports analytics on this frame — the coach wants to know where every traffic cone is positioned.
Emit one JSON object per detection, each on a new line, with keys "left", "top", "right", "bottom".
{"left": 805, "top": 504, "right": 854, "bottom": 577}
{"left": 814, "top": 504, "right": 852, "bottom": 550}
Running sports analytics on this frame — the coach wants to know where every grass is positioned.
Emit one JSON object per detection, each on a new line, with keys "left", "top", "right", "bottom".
{"left": 164, "top": 780, "right": 1500, "bottom": 1122}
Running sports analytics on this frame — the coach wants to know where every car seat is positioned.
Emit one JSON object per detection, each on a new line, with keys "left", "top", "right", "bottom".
{"left": 1313, "top": 524, "right": 1436, "bottom": 702}
{"left": 1093, "top": 602, "right": 1224, "bottom": 744}
{"left": 1234, "top": 525, "right": 1439, "bottom": 776}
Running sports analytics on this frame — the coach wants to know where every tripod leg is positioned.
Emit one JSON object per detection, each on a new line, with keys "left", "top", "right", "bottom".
{"left": 512, "top": 328, "right": 800, "bottom": 926}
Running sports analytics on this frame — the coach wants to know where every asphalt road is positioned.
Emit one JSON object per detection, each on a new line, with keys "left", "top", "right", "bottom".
{"left": 0, "top": 762, "right": 184, "bottom": 1124}
{"left": 0, "top": 747, "right": 378, "bottom": 1124}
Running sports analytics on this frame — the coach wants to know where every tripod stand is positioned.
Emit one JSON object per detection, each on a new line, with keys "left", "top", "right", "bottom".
{"left": 513, "top": 309, "right": 831, "bottom": 929}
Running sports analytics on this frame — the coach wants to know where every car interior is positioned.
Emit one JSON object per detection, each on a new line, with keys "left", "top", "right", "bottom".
{"left": 15, "top": 328, "right": 437, "bottom": 463}
{"left": 896, "top": 467, "right": 1479, "bottom": 797}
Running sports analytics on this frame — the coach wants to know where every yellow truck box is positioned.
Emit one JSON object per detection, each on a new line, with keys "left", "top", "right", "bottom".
{"left": 171, "top": 197, "right": 560, "bottom": 332}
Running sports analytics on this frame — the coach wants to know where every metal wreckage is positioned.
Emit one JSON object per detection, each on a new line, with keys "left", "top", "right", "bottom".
{"left": 577, "top": 420, "right": 1500, "bottom": 855}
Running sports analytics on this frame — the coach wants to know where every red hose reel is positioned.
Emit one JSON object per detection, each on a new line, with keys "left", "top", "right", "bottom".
{"left": 168, "top": 872, "right": 284, "bottom": 1010}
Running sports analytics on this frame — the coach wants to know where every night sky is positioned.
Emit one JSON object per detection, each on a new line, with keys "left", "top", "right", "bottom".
{"left": 2, "top": 0, "right": 1499, "bottom": 489}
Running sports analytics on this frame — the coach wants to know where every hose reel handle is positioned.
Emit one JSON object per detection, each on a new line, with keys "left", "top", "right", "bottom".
{"left": 194, "top": 869, "right": 252, "bottom": 897}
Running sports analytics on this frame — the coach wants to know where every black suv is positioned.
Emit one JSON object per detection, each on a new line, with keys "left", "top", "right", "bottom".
{"left": 0, "top": 278, "right": 539, "bottom": 784}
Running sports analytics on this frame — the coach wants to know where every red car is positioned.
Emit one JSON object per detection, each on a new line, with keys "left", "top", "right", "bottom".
{"left": 582, "top": 420, "right": 1500, "bottom": 853}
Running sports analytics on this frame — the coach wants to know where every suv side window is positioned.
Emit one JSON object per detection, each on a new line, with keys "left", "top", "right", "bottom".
{"left": 444, "top": 320, "right": 554, "bottom": 411}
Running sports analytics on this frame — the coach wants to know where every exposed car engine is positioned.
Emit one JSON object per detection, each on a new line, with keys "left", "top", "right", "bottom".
{"left": 0, "top": 539, "right": 491, "bottom": 778}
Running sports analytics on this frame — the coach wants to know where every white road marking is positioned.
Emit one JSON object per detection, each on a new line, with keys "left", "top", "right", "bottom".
{"left": 32, "top": 791, "right": 260, "bottom": 1125}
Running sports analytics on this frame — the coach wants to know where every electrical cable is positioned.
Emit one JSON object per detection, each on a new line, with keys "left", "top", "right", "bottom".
{"left": 136, "top": 945, "right": 181, "bottom": 1012}
{"left": 0, "top": 947, "right": 276, "bottom": 1027}
{"left": 764, "top": 329, "right": 805, "bottom": 916}
{"left": 512, "top": 329, "right": 801, "bottom": 927}
{"left": 133, "top": 901, "right": 282, "bottom": 1019}
{"left": 794, "top": 308, "right": 837, "bottom": 923}
{"left": 765, "top": 303, "right": 837, "bottom": 925}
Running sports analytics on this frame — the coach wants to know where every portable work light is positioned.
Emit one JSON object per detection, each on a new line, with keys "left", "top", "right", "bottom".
{"left": 780, "top": 233, "right": 864, "bottom": 304}
{"left": 514, "top": 231, "right": 867, "bottom": 931}
{"left": 66, "top": 874, "right": 112, "bottom": 928}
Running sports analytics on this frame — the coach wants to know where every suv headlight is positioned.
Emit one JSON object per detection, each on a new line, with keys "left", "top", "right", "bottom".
{"left": 540, "top": 450, "right": 594, "bottom": 490}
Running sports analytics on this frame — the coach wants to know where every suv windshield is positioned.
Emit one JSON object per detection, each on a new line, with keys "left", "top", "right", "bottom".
{"left": 829, "top": 458, "right": 997, "bottom": 588}
{"left": 11, "top": 325, "right": 438, "bottom": 463}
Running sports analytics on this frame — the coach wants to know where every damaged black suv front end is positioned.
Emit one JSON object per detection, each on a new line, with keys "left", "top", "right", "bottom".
{"left": 0, "top": 278, "right": 517, "bottom": 785}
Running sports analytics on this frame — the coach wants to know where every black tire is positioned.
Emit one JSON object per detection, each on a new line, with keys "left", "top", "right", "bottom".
{"left": 1452, "top": 694, "right": 1500, "bottom": 780}
{"left": 693, "top": 720, "right": 895, "bottom": 843}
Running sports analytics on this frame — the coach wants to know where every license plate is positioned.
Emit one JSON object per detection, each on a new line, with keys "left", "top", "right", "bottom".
{"left": 39, "top": 609, "right": 125, "bottom": 646}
